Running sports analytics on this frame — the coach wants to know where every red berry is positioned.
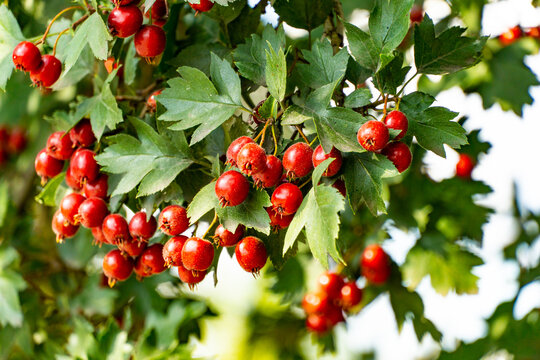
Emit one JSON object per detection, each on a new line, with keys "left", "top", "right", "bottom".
{"left": 340, "top": 282, "right": 362, "bottom": 310}
{"left": 215, "top": 170, "right": 250, "bottom": 207}
{"left": 60, "top": 193, "right": 86, "bottom": 225}
{"left": 325, "top": 304, "right": 345, "bottom": 325}
{"left": 138, "top": 243, "right": 166, "bottom": 275}
{"left": 103, "top": 249, "right": 133, "bottom": 286}
{"left": 382, "top": 142, "right": 412, "bottom": 173}
{"left": 410, "top": 4, "right": 424, "bottom": 24}
{"left": 52, "top": 210, "right": 79, "bottom": 243}
{"left": 226, "top": 136, "right": 254, "bottom": 167}
{"left": 163, "top": 235, "right": 188, "bottom": 267}
{"left": 70, "top": 149, "right": 99, "bottom": 185}
{"left": 158, "top": 205, "right": 189, "bottom": 236}
{"left": 91, "top": 226, "right": 109, "bottom": 246}
{"left": 133, "top": 256, "right": 151, "bottom": 278}
{"left": 46, "top": 131, "right": 74, "bottom": 160}
{"left": 361, "top": 244, "right": 391, "bottom": 285}
{"left": 456, "top": 153, "right": 474, "bottom": 179}
{"left": 383, "top": 111, "right": 408, "bottom": 140}
{"left": 76, "top": 197, "right": 109, "bottom": 228}
{"left": 317, "top": 272, "right": 345, "bottom": 299}
{"left": 312, "top": 145, "right": 343, "bottom": 177}
{"left": 35, "top": 149, "right": 63, "bottom": 183}
{"left": 236, "top": 143, "right": 267, "bottom": 176}
{"left": 104, "top": 57, "right": 118, "bottom": 74}
{"left": 134, "top": 25, "right": 166, "bottom": 59}
{"left": 189, "top": 0, "right": 214, "bottom": 12}
{"left": 181, "top": 237, "right": 215, "bottom": 272}
{"left": 526, "top": 26, "right": 540, "bottom": 39}
{"left": 283, "top": 142, "right": 314, "bottom": 179}
{"left": 7, "top": 127, "right": 27, "bottom": 154}
{"left": 102, "top": 214, "right": 130, "bottom": 245}
{"left": 30, "top": 55, "right": 62, "bottom": 88}
{"left": 147, "top": 89, "right": 162, "bottom": 112}
{"left": 253, "top": 155, "right": 283, "bottom": 188}
{"left": 302, "top": 292, "right": 331, "bottom": 315}
{"left": 306, "top": 313, "right": 330, "bottom": 334}
{"left": 213, "top": 224, "right": 244, "bottom": 247}
{"left": 499, "top": 26, "right": 523, "bottom": 46}
{"left": 119, "top": 236, "right": 147, "bottom": 257}
{"left": 266, "top": 207, "right": 294, "bottom": 231}
{"left": 112, "top": 0, "right": 140, "bottom": 5}
{"left": 12, "top": 41, "right": 41, "bottom": 72}
{"left": 332, "top": 179, "right": 346, "bottom": 197}
{"left": 83, "top": 174, "right": 108, "bottom": 199}
{"left": 146, "top": 0, "right": 168, "bottom": 20}
{"left": 177, "top": 264, "right": 206, "bottom": 288}
{"left": 129, "top": 211, "right": 157, "bottom": 241}
{"left": 0, "top": 149, "right": 7, "bottom": 167}
{"left": 108, "top": 5, "right": 143, "bottom": 38}
{"left": 235, "top": 236, "right": 267, "bottom": 274}
{"left": 357, "top": 120, "right": 389, "bottom": 152}
{"left": 69, "top": 119, "right": 96, "bottom": 148}
{"left": 65, "top": 166, "right": 82, "bottom": 191}
{"left": 271, "top": 183, "right": 303, "bottom": 216}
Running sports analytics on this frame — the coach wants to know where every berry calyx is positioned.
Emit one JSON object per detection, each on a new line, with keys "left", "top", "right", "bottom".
{"left": 83, "top": 174, "right": 108, "bottom": 199}
{"left": 146, "top": 89, "right": 162, "bottom": 112}
{"left": 134, "top": 25, "right": 166, "bottom": 60}
{"left": 12, "top": 41, "right": 41, "bottom": 72}
{"left": 52, "top": 210, "right": 79, "bottom": 243}
{"left": 306, "top": 313, "right": 330, "bottom": 334}
{"left": 129, "top": 212, "right": 157, "bottom": 242}
{"left": 357, "top": 120, "right": 389, "bottom": 152}
{"left": 103, "top": 249, "right": 133, "bottom": 287}
{"left": 189, "top": 0, "right": 214, "bottom": 12}
{"left": 382, "top": 142, "right": 412, "bottom": 173}
{"left": 235, "top": 236, "right": 267, "bottom": 275}
{"left": 177, "top": 264, "right": 206, "bottom": 289}
{"left": 35, "top": 149, "right": 64, "bottom": 183}
{"left": 119, "top": 236, "right": 147, "bottom": 257}
{"left": 46, "top": 131, "right": 74, "bottom": 160}
{"left": 158, "top": 205, "right": 189, "bottom": 236}
{"left": 283, "top": 142, "right": 314, "bottom": 179}
{"left": 252, "top": 155, "right": 283, "bottom": 188}
{"left": 163, "top": 235, "right": 188, "bottom": 267}
{"left": 138, "top": 243, "right": 166, "bottom": 275}
{"left": 76, "top": 197, "right": 109, "bottom": 228}
{"left": 60, "top": 193, "right": 86, "bottom": 225}
{"left": 102, "top": 214, "right": 131, "bottom": 245}
{"left": 69, "top": 119, "right": 96, "bottom": 148}
{"left": 499, "top": 26, "right": 523, "bottom": 46}
{"left": 361, "top": 244, "right": 391, "bottom": 285}
{"left": 108, "top": 5, "right": 143, "bottom": 38}
{"left": 317, "top": 272, "right": 345, "bottom": 299}
{"left": 383, "top": 111, "right": 408, "bottom": 141}
{"left": 213, "top": 224, "right": 244, "bottom": 247}
{"left": 30, "top": 55, "right": 62, "bottom": 88}
{"left": 312, "top": 145, "right": 343, "bottom": 177}
{"left": 456, "top": 153, "right": 474, "bottom": 179}
{"left": 266, "top": 207, "right": 294, "bottom": 231}
{"left": 70, "top": 149, "right": 99, "bottom": 185}
{"left": 236, "top": 143, "right": 267, "bottom": 176}
{"left": 226, "top": 136, "right": 254, "bottom": 167}
{"left": 339, "top": 282, "right": 363, "bottom": 310}
{"left": 215, "top": 170, "right": 250, "bottom": 207}
{"left": 271, "top": 183, "right": 303, "bottom": 216}
{"left": 302, "top": 292, "right": 331, "bottom": 315}
{"left": 91, "top": 226, "right": 108, "bottom": 246}
{"left": 181, "top": 237, "right": 215, "bottom": 272}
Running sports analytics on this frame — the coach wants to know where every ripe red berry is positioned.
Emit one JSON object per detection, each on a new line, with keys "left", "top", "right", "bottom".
{"left": 317, "top": 272, "right": 345, "bottom": 299}
{"left": 283, "top": 142, "right": 314, "bottom": 179}
{"left": 138, "top": 243, "right": 166, "bottom": 275}
{"left": 526, "top": 26, "right": 540, "bottom": 39}
{"left": 357, "top": 120, "right": 389, "bottom": 152}
{"left": 410, "top": 4, "right": 424, "bottom": 24}
{"left": 76, "top": 197, "right": 109, "bottom": 228}
{"left": 0, "top": 149, "right": 7, "bottom": 167}
{"left": 361, "top": 244, "right": 391, "bottom": 285}
{"left": 312, "top": 145, "right": 343, "bottom": 177}
{"left": 252, "top": 155, "right": 283, "bottom": 188}
{"left": 91, "top": 226, "right": 109, "bottom": 246}
{"left": 119, "top": 236, "right": 147, "bottom": 257}
{"left": 382, "top": 142, "right": 412, "bottom": 173}
{"left": 146, "top": 89, "right": 162, "bottom": 112}
{"left": 235, "top": 236, "right": 267, "bottom": 274}
{"left": 213, "top": 224, "right": 244, "bottom": 247}
{"left": 12, "top": 41, "right": 41, "bottom": 72}
{"left": 456, "top": 153, "right": 474, "bottom": 179}
{"left": 103, "top": 249, "right": 133, "bottom": 286}
{"left": 104, "top": 57, "right": 118, "bottom": 74}
{"left": 52, "top": 210, "right": 79, "bottom": 243}
{"left": 499, "top": 26, "right": 523, "bottom": 46}
{"left": 108, "top": 5, "right": 143, "bottom": 38}
{"left": 271, "top": 183, "right": 303, "bottom": 216}
{"left": 189, "top": 0, "right": 214, "bottom": 12}
{"left": 332, "top": 179, "right": 346, "bottom": 197}
{"left": 7, "top": 127, "right": 27, "bottom": 154}
{"left": 325, "top": 304, "right": 345, "bottom": 326}
{"left": 46, "top": 131, "right": 74, "bottom": 160}
{"left": 266, "top": 207, "right": 294, "bottom": 231}
{"left": 226, "top": 136, "right": 254, "bottom": 167}
{"left": 302, "top": 292, "right": 331, "bottom": 315}
{"left": 70, "top": 149, "right": 99, "bottom": 185}
{"left": 163, "top": 235, "right": 188, "bottom": 267}
{"left": 69, "top": 119, "right": 96, "bottom": 148}
{"left": 102, "top": 214, "right": 130, "bottom": 245}
{"left": 112, "top": 0, "right": 140, "bottom": 5}
{"left": 133, "top": 256, "right": 151, "bottom": 279}
{"left": 215, "top": 170, "right": 250, "bottom": 207}
{"left": 65, "top": 166, "right": 82, "bottom": 191}
{"left": 129, "top": 211, "right": 157, "bottom": 241}
{"left": 0, "top": 126, "right": 9, "bottom": 144}
{"left": 60, "top": 193, "right": 86, "bottom": 225}
{"left": 30, "top": 55, "right": 62, "bottom": 88}
{"left": 134, "top": 25, "right": 166, "bottom": 59}
{"left": 306, "top": 313, "right": 330, "bottom": 334}
{"left": 158, "top": 205, "right": 189, "bottom": 236}
{"left": 35, "top": 149, "right": 64, "bottom": 183}
{"left": 236, "top": 143, "right": 267, "bottom": 176}
{"left": 83, "top": 174, "right": 108, "bottom": 199}
{"left": 181, "top": 237, "right": 215, "bottom": 272}
{"left": 339, "top": 282, "right": 362, "bottom": 310}
{"left": 383, "top": 111, "right": 408, "bottom": 141}
{"left": 146, "top": 0, "right": 168, "bottom": 20}
{"left": 177, "top": 264, "right": 206, "bottom": 288}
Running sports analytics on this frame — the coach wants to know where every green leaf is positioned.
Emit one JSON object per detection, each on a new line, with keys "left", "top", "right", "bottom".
{"left": 369, "top": 0, "right": 414, "bottom": 53}
{"left": 281, "top": 105, "right": 312, "bottom": 126}
{"left": 374, "top": 52, "right": 410, "bottom": 94}
{"left": 217, "top": 189, "right": 271, "bottom": 235}
{"left": 414, "top": 15, "right": 486, "bottom": 75}
{"left": 206, "top": 0, "right": 245, "bottom": 25}
{"left": 297, "top": 39, "right": 349, "bottom": 89}
{"left": 344, "top": 88, "right": 373, "bottom": 108}
{"left": 123, "top": 41, "right": 139, "bottom": 86}
{"left": 0, "top": 182, "right": 8, "bottom": 228}
{"left": 35, "top": 173, "right": 66, "bottom": 207}
{"left": 265, "top": 44, "right": 287, "bottom": 103}
{"left": 96, "top": 118, "right": 192, "bottom": 197}
{"left": 273, "top": 0, "right": 333, "bottom": 31}
{"left": 0, "top": 5, "right": 24, "bottom": 90}
{"left": 344, "top": 22, "right": 380, "bottom": 71}
{"left": 186, "top": 182, "right": 216, "bottom": 225}
{"left": 0, "top": 272, "right": 25, "bottom": 327}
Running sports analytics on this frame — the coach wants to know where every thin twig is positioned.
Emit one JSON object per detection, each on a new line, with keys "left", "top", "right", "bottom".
{"left": 202, "top": 212, "right": 218, "bottom": 239}
{"left": 295, "top": 125, "right": 310, "bottom": 144}
{"left": 36, "top": 6, "right": 84, "bottom": 45}
{"left": 271, "top": 125, "right": 278, "bottom": 156}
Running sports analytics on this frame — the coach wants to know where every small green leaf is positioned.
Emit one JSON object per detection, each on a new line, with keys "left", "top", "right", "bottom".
{"left": 344, "top": 22, "right": 380, "bottom": 72}
{"left": 0, "top": 182, "right": 8, "bottom": 228}
{"left": 369, "top": 0, "right": 414, "bottom": 53}
{"left": 281, "top": 105, "right": 313, "bottom": 126}
{"left": 374, "top": 52, "right": 411, "bottom": 94}
{"left": 217, "top": 189, "right": 271, "bottom": 235}
{"left": 35, "top": 173, "right": 66, "bottom": 207}
{"left": 273, "top": 0, "right": 333, "bottom": 31}
{"left": 123, "top": 41, "right": 139, "bottom": 86}
{"left": 265, "top": 44, "right": 287, "bottom": 103}
{"left": 187, "top": 182, "right": 216, "bottom": 225}
{"left": 297, "top": 39, "right": 349, "bottom": 88}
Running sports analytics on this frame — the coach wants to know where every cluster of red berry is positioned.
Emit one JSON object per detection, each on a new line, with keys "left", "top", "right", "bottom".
{"left": 357, "top": 110, "right": 412, "bottom": 173}
{"left": 12, "top": 41, "right": 62, "bottom": 89}
{"left": 303, "top": 244, "right": 391, "bottom": 334}
{"left": 499, "top": 25, "right": 540, "bottom": 46}
{"left": 0, "top": 125, "right": 27, "bottom": 167}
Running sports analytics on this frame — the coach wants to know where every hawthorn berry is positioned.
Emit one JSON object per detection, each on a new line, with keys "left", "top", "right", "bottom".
{"left": 332, "top": 179, "right": 346, "bottom": 197}
{"left": 383, "top": 111, "right": 408, "bottom": 141}
{"left": 91, "top": 226, "right": 108, "bottom": 246}
{"left": 361, "top": 244, "right": 391, "bottom": 285}
{"left": 65, "top": 166, "right": 82, "bottom": 191}
{"left": 52, "top": 210, "right": 79, "bottom": 243}
{"left": 12, "top": 41, "right": 41, "bottom": 72}
{"left": 181, "top": 237, "right": 215, "bottom": 272}
{"left": 526, "top": 26, "right": 540, "bottom": 39}
{"left": 112, "top": 0, "right": 140, "bottom": 5}
{"left": 215, "top": 170, "right": 250, "bottom": 207}
{"left": 108, "top": 5, "right": 143, "bottom": 38}
{"left": 129, "top": 211, "right": 157, "bottom": 241}
{"left": 119, "top": 236, "right": 147, "bottom": 257}
{"left": 306, "top": 313, "right": 330, "bottom": 334}
{"left": 226, "top": 136, "right": 254, "bottom": 167}
{"left": 283, "top": 142, "right": 314, "bottom": 179}
{"left": 158, "top": 205, "right": 189, "bottom": 236}
{"left": 104, "top": 57, "right": 118, "bottom": 74}
{"left": 134, "top": 25, "right": 166, "bottom": 59}
{"left": 325, "top": 304, "right": 345, "bottom": 326}
{"left": 30, "top": 55, "right": 62, "bottom": 88}
{"left": 138, "top": 243, "right": 166, "bottom": 275}
{"left": 266, "top": 207, "right": 294, "bottom": 231}
{"left": 235, "top": 236, "right": 267, "bottom": 274}
{"left": 60, "top": 193, "right": 86, "bottom": 225}
{"left": 312, "top": 145, "right": 343, "bottom": 177}
{"left": 35, "top": 149, "right": 64, "bottom": 183}
{"left": 146, "top": 0, "right": 168, "bottom": 21}
{"left": 46, "top": 131, "right": 74, "bottom": 160}
{"left": 7, "top": 127, "right": 27, "bottom": 154}
{"left": 236, "top": 143, "right": 267, "bottom": 176}
{"left": 189, "top": 0, "right": 214, "bottom": 12}
{"left": 69, "top": 119, "right": 96, "bottom": 148}
{"left": 410, "top": 4, "right": 424, "bottom": 24}
{"left": 76, "top": 197, "right": 109, "bottom": 228}
{"left": 102, "top": 214, "right": 131, "bottom": 245}
{"left": 302, "top": 292, "right": 331, "bottom": 315}
{"left": 357, "top": 120, "right": 389, "bottom": 152}
{"left": 83, "top": 174, "right": 108, "bottom": 199}
{"left": 162, "top": 235, "right": 188, "bottom": 267}
{"left": 103, "top": 249, "right": 133, "bottom": 286}
{"left": 317, "top": 272, "right": 345, "bottom": 300}
{"left": 499, "top": 26, "right": 523, "bottom": 46}
{"left": 177, "top": 264, "right": 206, "bottom": 288}
{"left": 252, "top": 155, "right": 283, "bottom": 188}
{"left": 339, "top": 281, "right": 362, "bottom": 310}
{"left": 456, "top": 153, "right": 475, "bottom": 179}
{"left": 0, "top": 149, "right": 7, "bottom": 167}
{"left": 213, "top": 224, "right": 244, "bottom": 247}
{"left": 70, "top": 149, "right": 99, "bottom": 184}
{"left": 271, "top": 183, "right": 303, "bottom": 216}
{"left": 382, "top": 142, "right": 412, "bottom": 173}
{"left": 146, "top": 89, "right": 162, "bottom": 112}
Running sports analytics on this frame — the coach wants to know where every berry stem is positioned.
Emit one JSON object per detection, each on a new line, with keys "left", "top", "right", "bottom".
{"left": 299, "top": 177, "right": 311, "bottom": 189}
{"left": 36, "top": 6, "right": 85, "bottom": 45}
{"left": 396, "top": 71, "right": 419, "bottom": 97}
{"left": 52, "top": 28, "right": 70, "bottom": 56}
{"left": 202, "top": 212, "right": 218, "bottom": 240}
{"left": 382, "top": 94, "right": 388, "bottom": 119}
{"left": 295, "top": 125, "right": 310, "bottom": 144}
{"left": 253, "top": 118, "right": 272, "bottom": 143}
{"left": 271, "top": 124, "right": 278, "bottom": 157}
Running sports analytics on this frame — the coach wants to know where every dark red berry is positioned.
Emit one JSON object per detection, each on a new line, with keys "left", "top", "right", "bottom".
{"left": 76, "top": 197, "right": 109, "bottom": 228}
{"left": 70, "top": 149, "right": 99, "bottom": 185}
{"left": 129, "top": 211, "right": 157, "bottom": 241}
{"left": 83, "top": 174, "right": 108, "bottom": 199}
{"left": 213, "top": 224, "right": 244, "bottom": 247}
{"left": 181, "top": 237, "right": 215, "bottom": 272}
{"left": 361, "top": 244, "right": 391, "bottom": 285}
{"left": 0, "top": 149, "right": 7, "bottom": 167}
{"left": 103, "top": 249, "right": 133, "bottom": 286}
{"left": 302, "top": 292, "right": 331, "bottom": 314}
{"left": 163, "top": 235, "right": 188, "bottom": 267}
{"left": 7, "top": 127, "right": 27, "bottom": 154}
{"left": 91, "top": 226, "right": 109, "bottom": 246}
{"left": 456, "top": 153, "right": 474, "bottom": 179}
{"left": 499, "top": 26, "right": 523, "bottom": 46}
{"left": 325, "top": 304, "right": 345, "bottom": 326}
{"left": 236, "top": 143, "right": 267, "bottom": 176}
{"left": 357, "top": 120, "right": 389, "bottom": 152}
{"left": 271, "top": 183, "right": 303, "bottom": 216}
{"left": 383, "top": 111, "right": 408, "bottom": 141}
{"left": 215, "top": 170, "right": 250, "bottom": 207}
{"left": 317, "top": 272, "right": 345, "bottom": 299}
{"left": 382, "top": 142, "right": 412, "bottom": 173}
{"left": 410, "top": 4, "right": 424, "bottom": 24}
{"left": 30, "top": 55, "right": 62, "bottom": 88}
{"left": 108, "top": 5, "right": 143, "bottom": 38}
{"left": 526, "top": 26, "right": 540, "bottom": 39}
{"left": 312, "top": 145, "right": 342, "bottom": 177}
{"left": 12, "top": 41, "right": 41, "bottom": 72}
{"left": 69, "top": 119, "right": 96, "bottom": 148}
{"left": 158, "top": 205, "right": 189, "bottom": 236}
{"left": 119, "top": 236, "right": 147, "bottom": 257}
{"left": 332, "top": 179, "right": 346, "bottom": 197}
{"left": 146, "top": 89, "right": 162, "bottom": 112}
{"left": 306, "top": 313, "right": 330, "bottom": 334}
{"left": 65, "top": 166, "right": 82, "bottom": 191}
{"left": 283, "top": 142, "right": 314, "bottom": 179}
{"left": 52, "top": 210, "right": 79, "bottom": 243}
{"left": 226, "top": 136, "right": 254, "bottom": 167}
{"left": 138, "top": 243, "right": 166, "bottom": 275}
{"left": 112, "top": 0, "right": 139, "bottom": 5}
{"left": 134, "top": 25, "right": 166, "bottom": 59}
{"left": 60, "top": 193, "right": 86, "bottom": 225}
{"left": 266, "top": 207, "right": 294, "bottom": 231}
{"left": 189, "top": 0, "right": 214, "bottom": 12}
{"left": 146, "top": 0, "right": 168, "bottom": 20}
{"left": 340, "top": 282, "right": 362, "bottom": 310}
{"left": 35, "top": 149, "right": 63, "bottom": 183}
{"left": 252, "top": 155, "right": 283, "bottom": 188}
{"left": 102, "top": 214, "right": 130, "bottom": 245}
{"left": 177, "top": 264, "right": 206, "bottom": 288}
{"left": 46, "top": 131, "right": 74, "bottom": 160}
{"left": 235, "top": 236, "right": 267, "bottom": 274}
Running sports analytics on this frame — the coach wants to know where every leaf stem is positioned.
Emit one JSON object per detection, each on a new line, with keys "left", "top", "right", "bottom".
{"left": 36, "top": 6, "right": 85, "bottom": 45}
{"left": 202, "top": 212, "right": 218, "bottom": 240}
{"left": 254, "top": 118, "right": 272, "bottom": 144}
{"left": 52, "top": 28, "right": 70, "bottom": 56}
{"left": 295, "top": 125, "right": 310, "bottom": 144}
{"left": 271, "top": 124, "right": 278, "bottom": 156}
{"left": 396, "top": 71, "right": 419, "bottom": 97}
{"left": 299, "top": 177, "right": 311, "bottom": 189}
